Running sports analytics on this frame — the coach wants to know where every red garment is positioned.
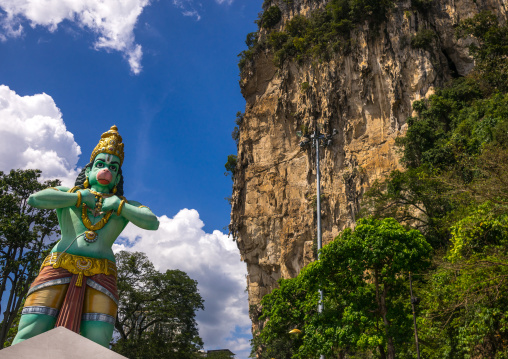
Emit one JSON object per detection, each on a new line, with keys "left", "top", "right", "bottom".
{"left": 30, "top": 265, "right": 118, "bottom": 333}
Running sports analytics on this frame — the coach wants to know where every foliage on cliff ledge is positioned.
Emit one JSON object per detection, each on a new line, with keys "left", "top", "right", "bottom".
{"left": 252, "top": 11, "right": 508, "bottom": 359}
{"left": 239, "top": 0, "right": 397, "bottom": 70}
{"left": 258, "top": 5, "right": 282, "bottom": 29}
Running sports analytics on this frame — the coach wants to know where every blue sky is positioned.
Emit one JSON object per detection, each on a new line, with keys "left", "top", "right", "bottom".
{"left": 0, "top": 0, "right": 261, "bottom": 357}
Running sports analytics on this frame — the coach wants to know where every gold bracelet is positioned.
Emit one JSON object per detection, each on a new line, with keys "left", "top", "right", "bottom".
{"left": 138, "top": 205, "right": 149, "bottom": 209}
{"left": 117, "top": 199, "right": 127, "bottom": 216}
{"left": 48, "top": 187, "right": 60, "bottom": 191}
{"left": 75, "top": 191, "right": 82, "bottom": 208}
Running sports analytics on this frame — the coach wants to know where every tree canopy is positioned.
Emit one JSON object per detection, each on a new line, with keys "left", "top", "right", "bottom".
{"left": 112, "top": 251, "right": 204, "bottom": 359}
{"left": 254, "top": 218, "right": 431, "bottom": 359}
{"left": 0, "top": 169, "right": 60, "bottom": 348}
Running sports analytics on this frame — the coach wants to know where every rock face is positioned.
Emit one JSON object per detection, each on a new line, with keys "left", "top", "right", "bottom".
{"left": 230, "top": 0, "right": 508, "bottom": 332}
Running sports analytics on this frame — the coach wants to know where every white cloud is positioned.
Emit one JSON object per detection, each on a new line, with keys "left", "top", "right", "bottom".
{"left": 215, "top": 0, "right": 233, "bottom": 5}
{"left": 172, "top": 0, "right": 201, "bottom": 21}
{"left": 0, "top": 0, "right": 151, "bottom": 74}
{"left": 0, "top": 85, "right": 81, "bottom": 186}
{"left": 113, "top": 209, "right": 252, "bottom": 358}
{"left": 182, "top": 10, "right": 201, "bottom": 21}
{"left": 171, "top": 0, "right": 233, "bottom": 21}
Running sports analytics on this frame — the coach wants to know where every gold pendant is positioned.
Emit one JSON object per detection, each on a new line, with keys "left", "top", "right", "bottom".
{"left": 84, "top": 231, "right": 98, "bottom": 243}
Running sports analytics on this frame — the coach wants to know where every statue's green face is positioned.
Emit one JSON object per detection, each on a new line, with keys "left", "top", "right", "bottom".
{"left": 86, "top": 153, "right": 121, "bottom": 192}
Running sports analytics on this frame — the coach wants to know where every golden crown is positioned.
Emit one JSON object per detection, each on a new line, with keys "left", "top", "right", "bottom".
{"left": 90, "top": 125, "right": 125, "bottom": 165}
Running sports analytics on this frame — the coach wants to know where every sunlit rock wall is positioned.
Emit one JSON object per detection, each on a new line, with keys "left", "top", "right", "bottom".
{"left": 230, "top": 0, "right": 508, "bottom": 332}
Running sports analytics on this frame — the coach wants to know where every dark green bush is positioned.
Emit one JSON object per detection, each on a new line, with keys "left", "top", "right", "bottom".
{"left": 411, "top": 0, "right": 434, "bottom": 11}
{"left": 232, "top": 112, "right": 244, "bottom": 147}
{"left": 235, "top": 111, "right": 244, "bottom": 126}
{"left": 238, "top": 49, "right": 254, "bottom": 71}
{"left": 410, "top": 28, "right": 436, "bottom": 49}
{"left": 456, "top": 11, "right": 508, "bottom": 92}
{"left": 260, "top": 5, "right": 282, "bottom": 29}
{"left": 250, "top": 0, "right": 395, "bottom": 68}
{"left": 267, "top": 31, "right": 289, "bottom": 49}
{"left": 285, "top": 15, "right": 309, "bottom": 37}
{"left": 224, "top": 155, "right": 237, "bottom": 180}
{"left": 238, "top": 32, "right": 262, "bottom": 71}
{"left": 231, "top": 127, "right": 240, "bottom": 146}
{"left": 245, "top": 32, "right": 258, "bottom": 49}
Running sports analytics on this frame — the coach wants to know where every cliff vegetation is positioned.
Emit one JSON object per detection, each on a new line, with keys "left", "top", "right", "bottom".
{"left": 249, "top": 10, "right": 508, "bottom": 359}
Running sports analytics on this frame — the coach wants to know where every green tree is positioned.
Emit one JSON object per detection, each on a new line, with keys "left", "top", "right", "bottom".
{"left": 207, "top": 349, "right": 236, "bottom": 359}
{"left": 239, "top": 0, "right": 396, "bottom": 69}
{"left": 416, "top": 202, "right": 508, "bottom": 358}
{"left": 224, "top": 155, "right": 237, "bottom": 181}
{"left": 254, "top": 218, "right": 432, "bottom": 359}
{"left": 0, "top": 169, "right": 60, "bottom": 347}
{"left": 360, "top": 11, "right": 508, "bottom": 358}
{"left": 456, "top": 11, "right": 508, "bottom": 93}
{"left": 259, "top": 5, "right": 282, "bottom": 29}
{"left": 112, "top": 251, "right": 204, "bottom": 359}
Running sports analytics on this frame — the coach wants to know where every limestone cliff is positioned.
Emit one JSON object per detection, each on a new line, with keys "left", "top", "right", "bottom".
{"left": 230, "top": 0, "right": 508, "bottom": 332}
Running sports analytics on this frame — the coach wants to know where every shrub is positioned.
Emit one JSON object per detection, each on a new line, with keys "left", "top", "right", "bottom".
{"left": 238, "top": 48, "right": 255, "bottom": 71}
{"left": 245, "top": 32, "right": 258, "bottom": 49}
{"left": 235, "top": 111, "right": 244, "bottom": 126}
{"left": 239, "top": 0, "right": 396, "bottom": 70}
{"left": 300, "top": 81, "right": 310, "bottom": 92}
{"left": 260, "top": 5, "right": 282, "bottom": 29}
{"left": 224, "top": 155, "right": 238, "bottom": 180}
{"left": 231, "top": 127, "right": 240, "bottom": 146}
{"left": 411, "top": 0, "right": 434, "bottom": 11}
{"left": 410, "top": 28, "right": 437, "bottom": 50}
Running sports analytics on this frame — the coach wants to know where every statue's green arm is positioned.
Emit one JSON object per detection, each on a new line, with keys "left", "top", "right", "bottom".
{"left": 119, "top": 200, "right": 159, "bottom": 231}
{"left": 27, "top": 186, "right": 78, "bottom": 210}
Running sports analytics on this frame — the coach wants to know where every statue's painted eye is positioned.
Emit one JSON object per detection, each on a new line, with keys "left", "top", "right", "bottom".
{"left": 97, "top": 162, "right": 104, "bottom": 168}
{"left": 110, "top": 166, "right": 117, "bottom": 172}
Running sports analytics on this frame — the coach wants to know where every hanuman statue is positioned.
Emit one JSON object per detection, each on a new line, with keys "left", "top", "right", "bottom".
{"left": 13, "top": 125, "right": 159, "bottom": 347}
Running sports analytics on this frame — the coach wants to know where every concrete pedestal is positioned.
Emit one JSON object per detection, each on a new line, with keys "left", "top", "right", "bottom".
{"left": 0, "top": 327, "right": 127, "bottom": 358}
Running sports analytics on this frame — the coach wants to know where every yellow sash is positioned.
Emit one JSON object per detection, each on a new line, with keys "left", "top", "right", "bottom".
{"left": 41, "top": 252, "right": 117, "bottom": 287}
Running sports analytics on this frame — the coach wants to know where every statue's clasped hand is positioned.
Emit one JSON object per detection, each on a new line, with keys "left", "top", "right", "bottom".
{"left": 78, "top": 190, "right": 121, "bottom": 215}
{"left": 101, "top": 195, "right": 122, "bottom": 213}
{"left": 79, "top": 189, "right": 97, "bottom": 209}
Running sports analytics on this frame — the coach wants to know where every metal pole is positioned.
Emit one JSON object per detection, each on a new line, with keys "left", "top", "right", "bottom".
{"left": 409, "top": 272, "right": 421, "bottom": 359}
{"left": 315, "top": 131, "right": 325, "bottom": 359}
{"left": 298, "top": 125, "right": 335, "bottom": 359}
{"left": 315, "top": 132, "right": 323, "bottom": 313}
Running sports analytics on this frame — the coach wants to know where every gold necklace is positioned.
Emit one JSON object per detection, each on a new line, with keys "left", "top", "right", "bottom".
{"left": 81, "top": 189, "right": 114, "bottom": 242}
{"left": 88, "top": 189, "right": 114, "bottom": 198}
{"left": 81, "top": 205, "right": 113, "bottom": 242}
{"left": 88, "top": 189, "right": 111, "bottom": 216}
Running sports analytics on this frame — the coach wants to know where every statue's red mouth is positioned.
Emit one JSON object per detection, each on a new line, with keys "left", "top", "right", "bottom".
{"left": 97, "top": 169, "right": 112, "bottom": 185}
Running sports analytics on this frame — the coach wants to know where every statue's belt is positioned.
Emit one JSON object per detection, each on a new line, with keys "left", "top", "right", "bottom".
{"left": 41, "top": 252, "right": 117, "bottom": 287}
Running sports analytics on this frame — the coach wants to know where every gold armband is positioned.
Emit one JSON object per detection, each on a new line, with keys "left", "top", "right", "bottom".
{"left": 75, "top": 191, "right": 82, "bottom": 208}
{"left": 117, "top": 199, "right": 127, "bottom": 216}
{"left": 138, "top": 205, "right": 149, "bottom": 209}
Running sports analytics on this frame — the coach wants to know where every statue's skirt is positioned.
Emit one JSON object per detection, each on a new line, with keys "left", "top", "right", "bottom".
{"left": 22, "top": 265, "right": 119, "bottom": 333}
